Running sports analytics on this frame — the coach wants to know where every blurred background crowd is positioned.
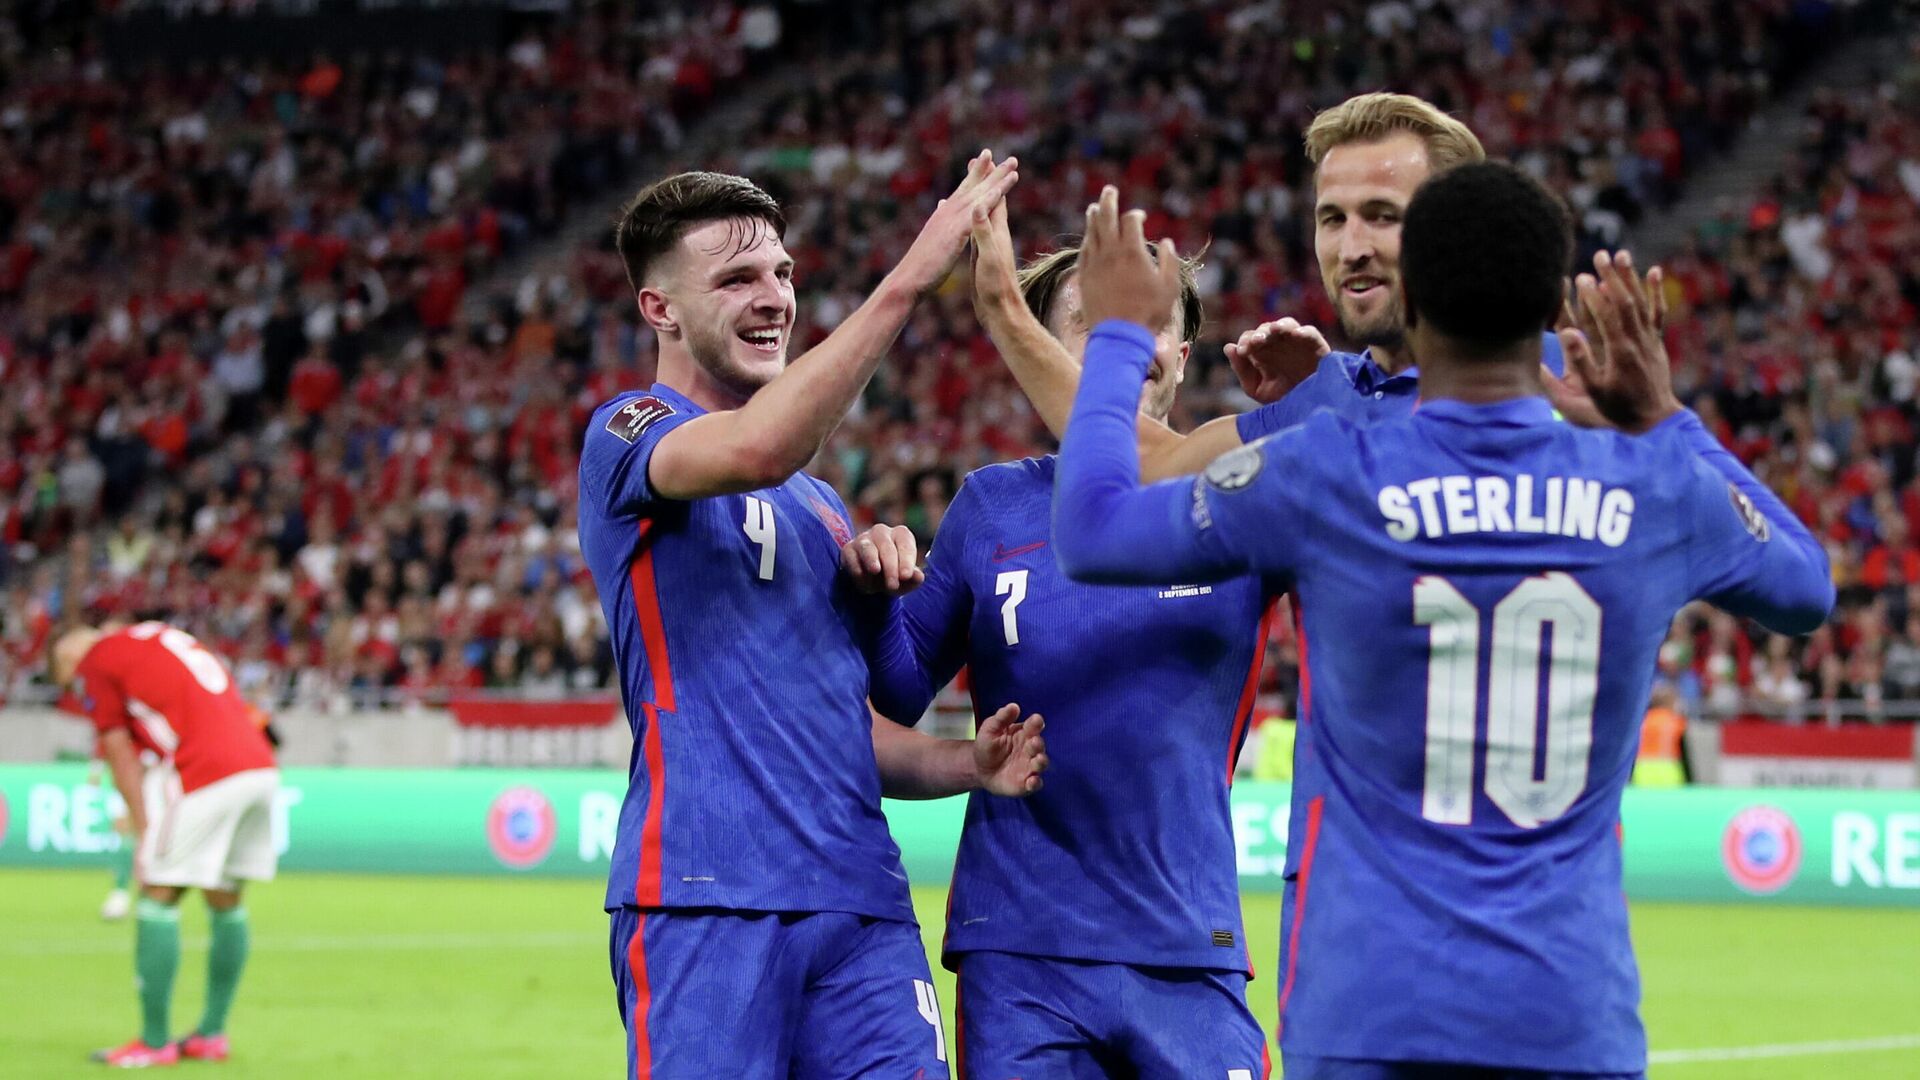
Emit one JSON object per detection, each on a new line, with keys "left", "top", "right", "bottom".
{"left": 1, "top": 0, "right": 1916, "bottom": 726}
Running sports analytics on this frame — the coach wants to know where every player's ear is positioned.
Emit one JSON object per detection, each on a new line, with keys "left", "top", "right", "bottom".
{"left": 636, "top": 286, "right": 678, "bottom": 336}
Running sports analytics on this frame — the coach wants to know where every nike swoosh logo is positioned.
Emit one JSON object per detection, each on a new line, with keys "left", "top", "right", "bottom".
{"left": 992, "top": 541, "right": 1047, "bottom": 561}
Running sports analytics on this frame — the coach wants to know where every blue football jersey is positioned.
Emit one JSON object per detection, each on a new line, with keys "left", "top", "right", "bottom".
{"left": 868, "top": 457, "right": 1275, "bottom": 971}
{"left": 578, "top": 384, "right": 913, "bottom": 923}
{"left": 1235, "top": 331, "right": 1567, "bottom": 442}
{"left": 1054, "top": 322, "right": 1832, "bottom": 1073}
{"left": 1233, "top": 333, "right": 1567, "bottom": 884}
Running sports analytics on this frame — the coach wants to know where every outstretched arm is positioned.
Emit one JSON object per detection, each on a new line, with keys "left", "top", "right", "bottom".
{"left": 1052, "top": 189, "right": 1313, "bottom": 585}
{"left": 1548, "top": 249, "right": 1831, "bottom": 633}
{"left": 1677, "top": 417, "right": 1833, "bottom": 634}
{"left": 969, "top": 202, "right": 1247, "bottom": 483}
{"left": 1053, "top": 321, "right": 1253, "bottom": 583}
{"left": 647, "top": 153, "right": 1019, "bottom": 501}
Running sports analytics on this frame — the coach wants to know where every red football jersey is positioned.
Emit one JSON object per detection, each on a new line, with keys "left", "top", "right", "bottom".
{"left": 77, "top": 622, "right": 276, "bottom": 793}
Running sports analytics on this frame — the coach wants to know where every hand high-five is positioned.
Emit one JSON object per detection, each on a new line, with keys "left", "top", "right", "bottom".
{"left": 895, "top": 150, "right": 1020, "bottom": 298}
{"left": 1544, "top": 250, "right": 1683, "bottom": 434}
{"left": 969, "top": 200, "right": 1021, "bottom": 319}
{"left": 1075, "top": 186, "right": 1182, "bottom": 336}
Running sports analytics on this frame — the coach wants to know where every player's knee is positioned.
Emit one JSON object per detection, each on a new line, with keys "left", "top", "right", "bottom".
{"left": 141, "top": 884, "right": 184, "bottom": 906}
{"left": 204, "top": 888, "right": 243, "bottom": 911}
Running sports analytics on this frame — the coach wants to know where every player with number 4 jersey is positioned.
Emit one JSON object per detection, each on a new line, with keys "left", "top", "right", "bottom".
{"left": 581, "top": 162, "right": 1045, "bottom": 1079}
{"left": 1054, "top": 170, "right": 1832, "bottom": 1078}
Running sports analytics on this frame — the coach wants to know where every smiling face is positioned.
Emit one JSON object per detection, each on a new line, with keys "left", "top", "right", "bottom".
{"left": 1313, "top": 131, "right": 1434, "bottom": 355}
{"left": 641, "top": 216, "right": 797, "bottom": 402}
{"left": 1044, "top": 271, "right": 1190, "bottom": 421}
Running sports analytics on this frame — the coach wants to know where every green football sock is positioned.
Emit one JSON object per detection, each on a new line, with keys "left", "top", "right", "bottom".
{"left": 110, "top": 840, "right": 133, "bottom": 891}
{"left": 134, "top": 899, "right": 180, "bottom": 1048}
{"left": 198, "top": 906, "right": 250, "bottom": 1037}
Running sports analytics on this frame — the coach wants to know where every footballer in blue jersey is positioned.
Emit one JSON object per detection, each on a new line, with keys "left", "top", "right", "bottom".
{"left": 580, "top": 162, "right": 1046, "bottom": 1079}
{"left": 1052, "top": 170, "right": 1832, "bottom": 1079}
{"left": 976, "top": 92, "right": 1552, "bottom": 487}
{"left": 971, "top": 94, "right": 1575, "bottom": 905}
{"left": 857, "top": 235, "right": 1271, "bottom": 1077}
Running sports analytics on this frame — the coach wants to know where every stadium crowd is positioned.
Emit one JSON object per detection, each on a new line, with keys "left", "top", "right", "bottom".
{"left": 1, "top": 0, "right": 1914, "bottom": 725}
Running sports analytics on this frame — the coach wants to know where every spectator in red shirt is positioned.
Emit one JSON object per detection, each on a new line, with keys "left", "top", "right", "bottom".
{"left": 288, "top": 348, "right": 343, "bottom": 417}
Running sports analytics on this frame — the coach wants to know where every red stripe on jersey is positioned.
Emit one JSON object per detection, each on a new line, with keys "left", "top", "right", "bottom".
{"left": 629, "top": 520, "right": 675, "bottom": 712}
{"left": 1276, "top": 794, "right": 1325, "bottom": 1038}
{"left": 952, "top": 958, "right": 966, "bottom": 1079}
{"left": 1293, "top": 597, "right": 1312, "bottom": 723}
{"left": 940, "top": 882, "right": 956, "bottom": 967}
{"left": 634, "top": 703, "right": 667, "bottom": 906}
{"left": 1227, "top": 598, "right": 1280, "bottom": 784}
{"left": 1262, "top": 1041, "right": 1274, "bottom": 1079}
{"left": 626, "top": 913, "right": 654, "bottom": 1078}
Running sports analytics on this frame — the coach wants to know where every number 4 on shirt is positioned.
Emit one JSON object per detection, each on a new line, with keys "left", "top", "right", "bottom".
{"left": 912, "top": 979, "right": 946, "bottom": 1063}
{"left": 743, "top": 496, "right": 776, "bottom": 581}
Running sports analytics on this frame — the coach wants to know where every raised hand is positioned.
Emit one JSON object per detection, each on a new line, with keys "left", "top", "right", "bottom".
{"left": 973, "top": 703, "right": 1048, "bottom": 796}
{"left": 1557, "top": 264, "right": 1668, "bottom": 337}
{"left": 895, "top": 150, "right": 1019, "bottom": 299}
{"left": 1551, "top": 250, "right": 1683, "bottom": 434}
{"left": 840, "top": 523, "right": 925, "bottom": 596}
{"left": 1224, "top": 317, "right": 1330, "bottom": 404}
{"left": 1076, "top": 185, "right": 1181, "bottom": 336}
{"left": 1540, "top": 358, "right": 1611, "bottom": 430}
{"left": 969, "top": 200, "right": 1022, "bottom": 318}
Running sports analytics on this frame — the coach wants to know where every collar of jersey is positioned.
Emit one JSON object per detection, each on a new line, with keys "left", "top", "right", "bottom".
{"left": 646, "top": 382, "right": 707, "bottom": 416}
{"left": 1413, "top": 395, "right": 1558, "bottom": 426}
{"left": 1344, "top": 350, "right": 1419, "bottom": 394}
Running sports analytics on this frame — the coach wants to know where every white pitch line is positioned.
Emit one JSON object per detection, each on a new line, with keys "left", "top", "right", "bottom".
{"left": 5, "top": 930, "right": 604, "bottom": 957}
{"left": 1651, "top": 1033, "right": 1920, "bottom": 1065}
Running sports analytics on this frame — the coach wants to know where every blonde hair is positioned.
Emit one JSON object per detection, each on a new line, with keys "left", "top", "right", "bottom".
{"left": 1016, "top": 244, "right": 1204, "bottom": 345}
{"left": 1305, "top": 92, "right": 1485, "bottom": 172}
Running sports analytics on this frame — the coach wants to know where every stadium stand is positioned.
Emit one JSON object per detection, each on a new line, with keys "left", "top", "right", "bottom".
{"left": 1, "top": 0, "right": 1912, "bottom": 727}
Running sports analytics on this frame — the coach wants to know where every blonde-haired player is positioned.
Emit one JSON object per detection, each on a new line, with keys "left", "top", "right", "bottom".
{"left": 971, "top": 90, "right": 1582, "bottom": 480}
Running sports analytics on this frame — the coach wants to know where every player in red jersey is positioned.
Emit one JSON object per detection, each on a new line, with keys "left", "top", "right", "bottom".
{"left": 53, "top": 622, "right": 280, "bottom": 1068}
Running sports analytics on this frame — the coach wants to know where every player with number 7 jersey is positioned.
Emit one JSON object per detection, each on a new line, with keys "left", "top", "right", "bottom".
{"left": 865, "top": 230, "right": 1272, "bottom": 1078}
{"left": 1053, "top": 169, "right": 1834, "bottom": 1078}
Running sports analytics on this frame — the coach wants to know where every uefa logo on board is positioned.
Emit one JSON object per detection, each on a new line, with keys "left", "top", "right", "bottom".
{"left": 486, "top": 786, "right": 557, "bottom": 869}
{"left": 1721, "top": 805, "right": 1802, "bottom": 894}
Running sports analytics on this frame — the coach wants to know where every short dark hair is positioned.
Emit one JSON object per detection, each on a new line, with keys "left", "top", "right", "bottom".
{"left": 1016, "top": 243, "right": 1205, "bottom": 345}
{"left": 614, "top": 171, "right": 787, "bottom": 291}
{"left": 1401, "top": 162, "right": 1572, "bottom": 351}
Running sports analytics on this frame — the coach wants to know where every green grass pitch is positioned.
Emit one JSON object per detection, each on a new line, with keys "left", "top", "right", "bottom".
{"left": 2, "top": 869, "right": 1916, "bottom": 1077}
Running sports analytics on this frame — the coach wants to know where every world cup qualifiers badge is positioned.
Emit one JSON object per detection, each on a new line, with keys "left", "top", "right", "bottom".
{"left": 1721, "top": 805, "right": 1802, "bottom": 895}
{"left": 487, "top": 787, "right": 557, "bottom": 869}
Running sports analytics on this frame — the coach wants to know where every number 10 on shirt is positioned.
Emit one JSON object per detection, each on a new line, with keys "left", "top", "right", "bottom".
{"left": 1414, "top": 571, "right": 1600, "bottom": 829}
